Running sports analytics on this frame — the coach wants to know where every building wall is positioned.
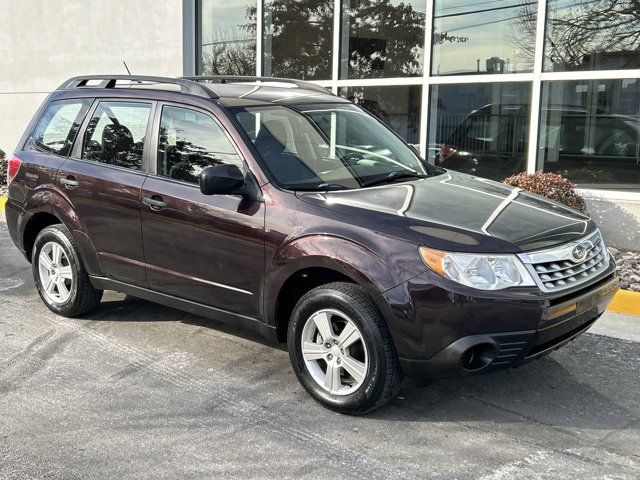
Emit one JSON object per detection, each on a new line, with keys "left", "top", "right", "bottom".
{"left": 0, "top": 0, "right": 184, "bottom": 154}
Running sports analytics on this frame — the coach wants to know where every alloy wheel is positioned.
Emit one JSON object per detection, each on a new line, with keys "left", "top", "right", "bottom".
{"left": 38, "top": 241, "right": 74, "bottom": 304}
{"left": 300, "top": 308, "right": 369, "bottom": 396}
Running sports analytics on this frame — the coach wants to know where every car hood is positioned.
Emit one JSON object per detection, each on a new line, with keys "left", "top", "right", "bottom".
{"left": 298, "top": 170, "right": 595, "bottom": 253}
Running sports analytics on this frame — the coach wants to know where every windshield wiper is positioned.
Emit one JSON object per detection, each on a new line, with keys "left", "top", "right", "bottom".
{"left": 288, "top": 183, "right": 349, "bottom": 191}
{"left": 360, "top": 171, "right": 427, "bottom": 188}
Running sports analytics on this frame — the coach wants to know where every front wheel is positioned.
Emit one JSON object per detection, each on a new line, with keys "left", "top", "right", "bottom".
{"left": 287, "top": 282, "right": 403, "bottom": 415}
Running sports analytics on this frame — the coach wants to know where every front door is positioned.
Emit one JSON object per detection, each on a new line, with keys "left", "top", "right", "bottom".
{"left": 140, "top": 104, "right": 265, "bottom": 318}
{"left": 60, "top": 99, "right": 155, "bottom": 286}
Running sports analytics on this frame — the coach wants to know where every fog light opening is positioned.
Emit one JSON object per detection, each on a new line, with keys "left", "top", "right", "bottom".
{"left": 460, "top": 343, "right": 497, "bottom": 371}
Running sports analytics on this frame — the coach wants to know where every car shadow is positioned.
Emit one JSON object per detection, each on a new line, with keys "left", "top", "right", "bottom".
{"left": 371, "top": 333, "right": 640, "bottom": 432}
{"left": 77, "top": 291, "right": 640, "bottom": 432}
{"left": 78, "top": 291, "right": 287, "bottom": 351}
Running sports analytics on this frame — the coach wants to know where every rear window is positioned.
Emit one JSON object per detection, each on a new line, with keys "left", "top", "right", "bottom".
{"left": 32, "top": 99, "right": 91, "bottom": 156}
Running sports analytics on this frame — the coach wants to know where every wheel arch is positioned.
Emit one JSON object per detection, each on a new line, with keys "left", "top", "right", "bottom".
{"left": 22, "top": 189, "right": 102, "bottom": 276}
{"left": 268, "top": 235, "right": 400, "bottom": 343}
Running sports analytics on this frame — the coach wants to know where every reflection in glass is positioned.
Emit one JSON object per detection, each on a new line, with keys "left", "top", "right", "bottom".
{"left": 33, "top": 100, "right": 90, "bottom": 156}
{"left": 339, "top": 0, "right": 426, "bottom": 79}
{"left": 158, "top": 106, "right": 243, "bottom": 184}
{"left": 545, "top": 1, "right": 640, "bottom": 72}
{"left": 538, "top": 80, "right": 640, "bottom": 191}
{"left": 263, "top": 0, "right": 333, "bottom": 80}
{"left": 429, "top": 82, "right": 532, "bottom": 181}
{"left": 431, "top": 0, "right": 536, "bottom": 76}
{"left": 82, "top": 102, "right": 152, "bottom": 171}
{"left": 339, "top": 85, "right": 422, "bottom": 145}
{"left": 231, "top": 103, "right": 425, "bottom": 189}
{"left": 196, "top": 0, "right": 257, "bottom": 75}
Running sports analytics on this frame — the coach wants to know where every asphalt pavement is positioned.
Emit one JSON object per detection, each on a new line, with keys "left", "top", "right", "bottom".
{"left": 1, "top": 213, "right": 639, "bottom": 480}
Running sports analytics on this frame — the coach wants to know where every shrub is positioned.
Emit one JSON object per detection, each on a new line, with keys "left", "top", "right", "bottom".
{"left": 0, "top": 148, "right": 6, "bottom": 186}
{"left": 503, "top": 171, "right": 586, "bottom": 212}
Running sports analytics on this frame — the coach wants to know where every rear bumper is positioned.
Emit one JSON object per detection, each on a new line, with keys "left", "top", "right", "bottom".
{"left": 4, "top": 198, "right": 27, "bottom": 256}
{"left": 389, "top": 269, "right": 619, "bottom": 379}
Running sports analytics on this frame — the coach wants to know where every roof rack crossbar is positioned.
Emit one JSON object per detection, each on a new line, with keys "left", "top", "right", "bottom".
{"left": 181, "top": 75, "right": 332, "bottom": 94}
{"left": 57, "top": 75, "right": 219, "bottom": 99}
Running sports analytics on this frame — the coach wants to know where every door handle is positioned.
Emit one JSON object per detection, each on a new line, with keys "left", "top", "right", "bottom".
{"left": 142, "top": 195, "right": 168, "bottom": 210}
{"left": 60, "top": 176, "right": 79, "bottom": 187}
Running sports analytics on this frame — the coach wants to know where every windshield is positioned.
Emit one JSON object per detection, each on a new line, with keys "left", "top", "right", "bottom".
{"left": 231, "top": 103, "right": 428, "bottom": 190}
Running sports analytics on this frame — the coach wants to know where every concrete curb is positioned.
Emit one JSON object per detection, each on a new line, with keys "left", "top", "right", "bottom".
{"left": 0, "top": 196, "right": 6, "bottom": 210}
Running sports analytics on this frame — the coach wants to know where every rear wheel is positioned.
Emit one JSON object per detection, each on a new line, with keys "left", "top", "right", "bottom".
{"left": 32, "top": 224, "right": 102, "bottom": 317}
{"left": 288, "top": 282, "right": 402, "bottom": 415}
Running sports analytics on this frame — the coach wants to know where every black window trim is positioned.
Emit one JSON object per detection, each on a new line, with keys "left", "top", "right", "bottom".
{"left": 149, "top": 100, "right": 249, "bottom": 189}
{"left": 31, "top": 98, "right": 92, "bottom": 158}
{"left": 70, "top": 98, "right": 157, "bottom": 176}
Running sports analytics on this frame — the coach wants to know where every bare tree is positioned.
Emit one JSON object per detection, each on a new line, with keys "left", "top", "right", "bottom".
{"left": 512, "top": 0, "right": 640, "bottom": 71}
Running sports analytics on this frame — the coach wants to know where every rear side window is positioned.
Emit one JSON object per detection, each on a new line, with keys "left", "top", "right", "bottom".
{"left": 82, "top": 101, "right": 152, "bottom": 171}
{"left": 157, "top": 105, "right": 243, "bottom": 184}
{"left": 32, "top": 100, "right": 91, "bottom": 156}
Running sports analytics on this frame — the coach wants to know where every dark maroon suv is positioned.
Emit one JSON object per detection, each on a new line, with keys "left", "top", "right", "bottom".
{"left": 5, "top": 75, "right": 619, "bottom": 414}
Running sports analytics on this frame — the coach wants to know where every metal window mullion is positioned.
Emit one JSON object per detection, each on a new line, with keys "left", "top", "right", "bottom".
{"left": 256, "top": 0, "right": 263, "bottom": 76}
{"left": 419, "top": 0, "right": 434, "bottom": 158}
{"left": 525, "top": 0, "right": 548, "bottom": 174}
{"left": 183, "top": 0, "right": 197, "bottom": 76}
{"left": 332, "top": 0, "right": 341, "bottom": 94}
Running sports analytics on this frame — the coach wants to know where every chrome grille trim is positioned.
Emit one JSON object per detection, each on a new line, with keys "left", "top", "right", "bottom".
{"left": 517, "top": 230, "right": 610, "bottom": 293}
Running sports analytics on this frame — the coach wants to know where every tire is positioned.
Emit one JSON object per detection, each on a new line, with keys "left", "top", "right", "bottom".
{"left": 32, "top": 224, "right": 103, "bottom": 317}
{"left": 287, "top": 282, "right": 403, "bottom": 415}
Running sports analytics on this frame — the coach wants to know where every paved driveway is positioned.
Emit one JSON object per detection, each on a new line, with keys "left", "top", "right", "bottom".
{"left": 1, "top": 217, "right": 639, "bottom": 479}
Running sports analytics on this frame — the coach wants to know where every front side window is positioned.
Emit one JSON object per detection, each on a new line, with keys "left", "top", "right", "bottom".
{"left": 82, "top": 101, "right": 151, "bottom": 171}
{"left": 32, "top": 100, "right": 91, "bottom": 156}
{"left": 157, "top": 106, "right": 243, "bottom": 184}
{"left": 232, "top": 102, "right": 427, "bottom": 190}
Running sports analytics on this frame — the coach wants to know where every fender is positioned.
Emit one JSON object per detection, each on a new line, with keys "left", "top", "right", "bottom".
{"left": 22, "top": 185, "right": 103, "bottom": 276}
{"left": 265, "top": 234, "right": 414, "bottom": 328}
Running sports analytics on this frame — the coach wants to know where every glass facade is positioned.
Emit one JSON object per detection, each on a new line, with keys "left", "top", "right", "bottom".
{"left": 340, "top": 0, "right": 426, "bottom": 79}
{"left": 263, "top": 0, "right": 334, "bottom": 80}
{"left": 339, "top": 85, "right": 422, "bottom": 145}
{"left": 544, "top": 1, "right": 640, "bottom": 72}
{"left": 432, "top": 0, "right": 536, "bottom": 76}
{"left": 538, "top": 79, "right": 640, "bottom": 190}
{"left": 196, "top": 0, "right": 640, "bottom": 193}
{"left": 196, "top": 0, "right": 257, "bottom": 76}
{"left": 428, "top": 83, "right": 532, "bottom": 181}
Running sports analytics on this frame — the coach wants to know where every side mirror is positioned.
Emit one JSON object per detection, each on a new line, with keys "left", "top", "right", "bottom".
{"left": 199, "top": 164, "right": 245, "bottom": 196}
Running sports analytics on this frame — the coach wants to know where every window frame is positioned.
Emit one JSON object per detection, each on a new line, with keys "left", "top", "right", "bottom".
{"left": 148, "top": 101, "right": 249, "bottom": 188}
{"left": 31, "top": 99, "right": 92, "bottom": 158}
{"left": 70, "top": 98, "right": 157, "bottom": 175}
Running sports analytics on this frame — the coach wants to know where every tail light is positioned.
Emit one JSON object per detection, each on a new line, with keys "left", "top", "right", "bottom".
{"left": 7, "top": 155, "right": 22, "bottom": 185}
{"left": 439, "top": 144, "right": 458, "bottom": 162}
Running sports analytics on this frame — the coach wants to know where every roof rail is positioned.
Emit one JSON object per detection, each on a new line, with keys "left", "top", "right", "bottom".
{"left": 57, "top": 75, "right": 219, "bottom": 99}
{"left": 181, "top": 75, "right": 332, "bottom": 94}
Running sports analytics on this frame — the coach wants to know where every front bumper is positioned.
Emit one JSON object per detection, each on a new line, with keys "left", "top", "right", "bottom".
{"left": 381, "top": 262, "right": 619, "bottom": 379}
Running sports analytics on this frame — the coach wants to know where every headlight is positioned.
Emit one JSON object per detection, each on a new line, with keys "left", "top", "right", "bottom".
{"left": 419, "top": 246, "right": 536, "bottom": 290}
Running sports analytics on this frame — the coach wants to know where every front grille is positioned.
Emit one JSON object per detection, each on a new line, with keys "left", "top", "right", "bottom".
{"left": 518, "top": 230, "right": 609, "bottom": 293}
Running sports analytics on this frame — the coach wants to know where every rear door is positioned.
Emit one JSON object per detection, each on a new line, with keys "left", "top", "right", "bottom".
{"left": 140, "top": 102, "right": 265, "bottom": 318}
{"left": 60, "top": 99, "right": 155, "bottom": 286}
